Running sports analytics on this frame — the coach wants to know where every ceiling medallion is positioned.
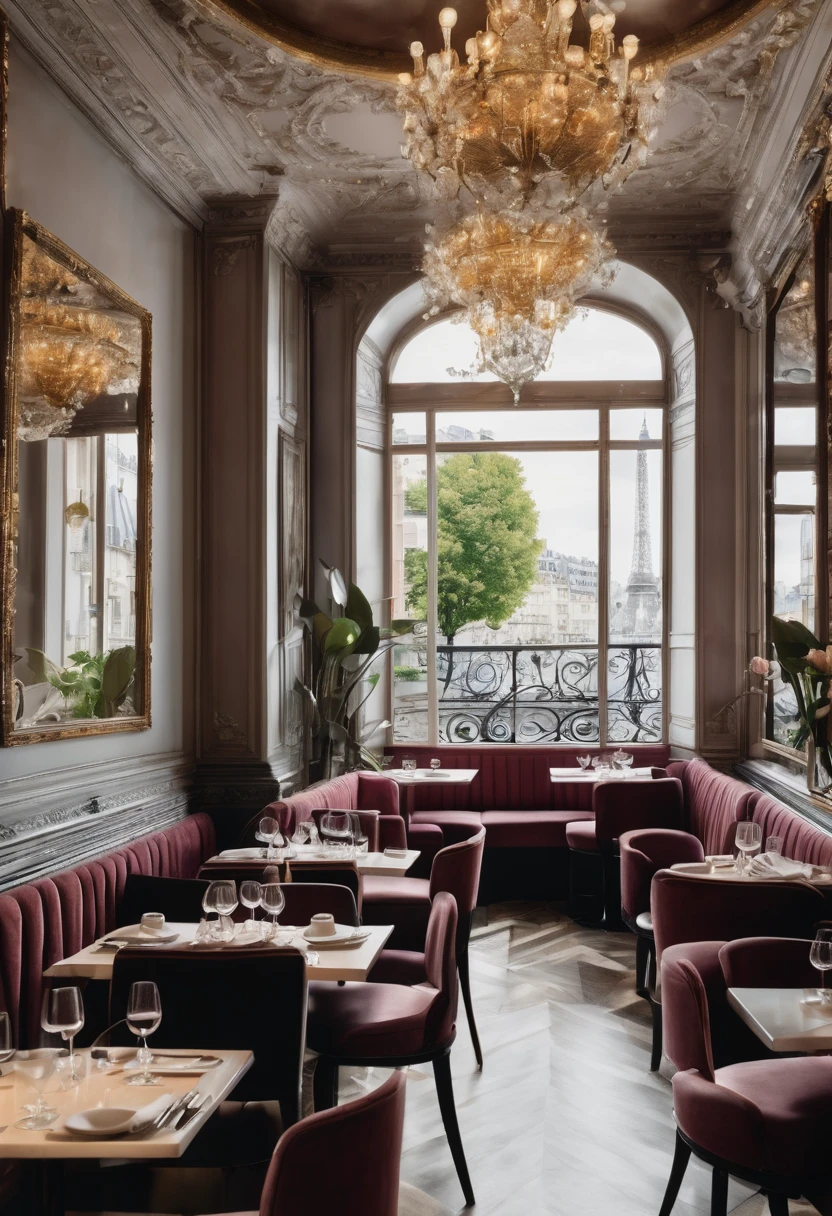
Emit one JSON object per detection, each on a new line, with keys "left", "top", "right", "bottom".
{"left": 423, "top": 207, "right": 615, "bottom": 402}
{"left": 397, "top": 0, "right": 666, "bottom": 212}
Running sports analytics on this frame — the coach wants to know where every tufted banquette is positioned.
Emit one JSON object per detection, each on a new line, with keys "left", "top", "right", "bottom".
{"left": 0, "top": 813, "right": 216, "bottom": 1048}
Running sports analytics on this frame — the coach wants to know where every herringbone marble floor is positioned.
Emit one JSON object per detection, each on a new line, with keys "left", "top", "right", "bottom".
{"left": 387, "top": 902, "right": 817, "bottom": 1216}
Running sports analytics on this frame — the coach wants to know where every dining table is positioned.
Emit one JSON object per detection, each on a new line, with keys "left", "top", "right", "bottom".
{"left": 727, "top": 986, "right": 832, "bottom": 1052}
{"left": 549, "top": 766, "right": 656, "bottom": 784}
{"left": 386, "top": 768, "right": 479, "bottom": 828}
{"left": 0, "top": 1047, "right": 253, "bottom": 1215}
{"left": 201, "top": 847, "right": 421, "bottom": 879}
{"left": 44, "top": 922, "right": 395, "bottom": 985}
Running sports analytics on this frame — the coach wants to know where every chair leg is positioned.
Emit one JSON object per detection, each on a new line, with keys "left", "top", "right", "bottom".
{"left": 710, "top": 1168, "right": 729, "bottom": 1216}
{"left": 658, "top": 1131, "right": 692, "bottom": 1216}
{"left": 458, "top": 943, "right": 483, "bottom": 1071}
{"left": 432, "top": 1049, "right": 475, "bottom": 1207}
{"left": 649, "top": 997, "right": 663, "bottom": 1072}
{"left": 601, "top": 853, "right": 624, "bottom": 931}
{"left": 635, "top": 933, "right": 650, "bottom": 1000}
{"left": 766, "top": 1194, "right": 789, "bottom": 1216}
{"left": 313, "top": 1056, "right": 339, "bottom": 1112}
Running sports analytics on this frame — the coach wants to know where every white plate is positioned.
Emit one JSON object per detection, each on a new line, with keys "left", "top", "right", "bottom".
{"left": 123, "top": 1059, "right": 220, "bottom": 1075}
{"left": 64, "top": 1094, "right": 172, "bottom": 1138}
{"left": 301, "top": 924, "right": 368, "bottom": 946}
{"left": 103, "top": 925, "right": 180, "bottom": 945}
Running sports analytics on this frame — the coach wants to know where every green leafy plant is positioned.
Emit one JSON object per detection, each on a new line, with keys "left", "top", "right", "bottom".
{"left": 24, "top": 645, "right": 136, "bottom": 720}
{"left": 294, "top": 562, "right": 414, "bottom": 778}
{"left": 394, "top": 665, "right": 425, "bottom": 682}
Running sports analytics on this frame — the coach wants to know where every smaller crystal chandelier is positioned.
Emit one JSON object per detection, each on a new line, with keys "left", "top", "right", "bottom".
{"left": 423, "top": 208, "right": 614, "bottom": 402}
{"left": 398, "top": 0, "right": 666, "bottom": 211}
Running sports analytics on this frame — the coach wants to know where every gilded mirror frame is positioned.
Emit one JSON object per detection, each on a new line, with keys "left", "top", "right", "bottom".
{"left": 0, "top": 210, "right": 153, "bottom": 745}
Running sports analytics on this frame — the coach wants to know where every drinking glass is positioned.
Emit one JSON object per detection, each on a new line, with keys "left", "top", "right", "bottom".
{"left": 321, "top": 811, "right": 353, "bottom": 857}
{"left": 401, "top": 755, "right": 417, "bottom": 772}
{"left": 0, "top": 1012, "right": 13, "bottom": 1064}
{"left": 381, "top": 755, "right": 394, "bottom": 771}
{"left": 429, "top": 758, "right": 441, "bottom": 772}
{"left": 256, "top": 816, "right": 283, "bottom": 860}
{"left": 765, "top": 836, "right": 783, "bottom": 857}
{"left": 809, "top": 928, "right": 832, "bottom": 1004}
{"left": 260, "top": 883, "right": 286, "bottom": 940}
{"left": 734, "top": 822, "right": 762, "bottom": 874}
{"left": 41, "top": 987, "right": 84, "bottom": 1083}
{"left": 126, "top": 981, "right": 162, "bottom": 1086}
{"left": 349, "top": 813, "right": 369, "bottom": 856}
{"left": 577, "top": 756, "right": 591, "bottom": 770}
{"left": 14, "top": 1049, "right": 65, "bottom": 1129}
{"left": 240, "top": 881, "right": 262, "bottom": 932}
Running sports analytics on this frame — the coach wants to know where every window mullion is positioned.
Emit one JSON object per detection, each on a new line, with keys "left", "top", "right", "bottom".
{"left": 598, "top": 407, "right": 610, "bottom": 747}
{"left": 426, "top": 412, "right": 439, "bottom": 746}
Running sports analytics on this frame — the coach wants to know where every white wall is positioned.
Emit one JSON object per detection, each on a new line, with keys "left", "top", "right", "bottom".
{"left": 0, "top": 43, "right": 195, "bottom": 799}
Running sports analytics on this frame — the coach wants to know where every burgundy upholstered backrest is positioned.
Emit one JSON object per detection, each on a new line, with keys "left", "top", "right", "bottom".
{"left": 719, "top": 936, "right": 816, "bottom": 990}
{"left": 749, "top": 794, "right": 832, "bottom": 866}
{"left": 0, "top": 813, "right": 216, "bottom": 1048}
{"left": 259, "top": 1070, "right": 405, "bottom": 1216}
{"left": 429, "top": 827, "right": 486, "bottom": 936}
{"left": 383, "top": 744, "right": 671, "bottom": 813}
{"left": 279, "top": 882, "right": 360, "bottom": 928}
{"left": 593, "top": 778, "right": 684, "bottom": 849}
{"left": 423, "top": 891, "right": 459, "bottom": 1048}
{"left": 660, "top": 953, "right": 715, "bottom": 1081}
{"left": 651, "top": 870, "right": 826, "bottom": 959}
{"left": 680, "top": 759, "right": 756, "bottom": 855}
{"left": 619, "top": 828, "right": 704, "bottom": 921}
{"left": 244, "top": 773, "right": 400, "bottom": 843}
{"left": 311, "top": 808, "right": 380, "bottom": 853}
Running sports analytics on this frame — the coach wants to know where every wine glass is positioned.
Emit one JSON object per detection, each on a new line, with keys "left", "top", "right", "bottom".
{"left": 260, "top": 883, "right": 286, "bottom": 940}
{"left": 765, "top": 835, "right": 783, "bottom": 857}
{"left": 14, "top": 1049, "right": 65, "bottom": 1129}
{"left": 240, "top": 881, "right": 262, "bottom": 932}
{"left": 577, "top": 755, "right": 591, "bottom": 770}
{"left": 126, "top": 981, "right": 162, "bottom": 1086}
{"left": 349, "top": 813, "right": 369, "bottom": 856}
{"left": 256, "top": 816, "right": 282, "bottom": 860}
{"left": 809, "top": 928, "right": 832, "bottom": 1004}
{"left": 734, "top": 822, "right": 762, "bottom": 874}
{"left": 42, "top": 987, "right": 84, "bottom": 1084}
{"left": 0, "top": 1012, "right": 14, "bottom": 1065}
{"left": 320, "top": 812, "right": 353, "bottom": 857}
{"left": 429, "top": 758, "right": 441, "bottom": 772}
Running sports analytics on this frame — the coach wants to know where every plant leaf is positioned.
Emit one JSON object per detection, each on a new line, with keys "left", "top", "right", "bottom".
{"left": 346, "top": 583, "right": 374, "bottom": 635}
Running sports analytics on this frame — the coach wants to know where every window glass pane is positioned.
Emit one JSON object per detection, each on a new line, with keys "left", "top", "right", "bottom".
{"left": 391, "top": 308, "right": 662, "bottom": 383}
{"left": 392, "top": 412, "right": 426, "bottom": 445}
{"left": 775, "top": 470, "right": 815, "bottom": 506}
{"left": 774, "top": 408, "right": 816, "bottom": 446}
{"left": 435, "top": 410, "right": 598, "bottom": 442}
{"left": 392, "top": 454, "right": 428, "bottom": 742}
{"left": 774, "top": 251, "right": 815, "bottom": 383}
{"left": 63, "top": 436, "right": 98, "bottom": 662}
{"left": 609, "top": 449, "right": 663, "bottom": 645}
{"left": 434, "top": 450, "right": 599, "bottom": 743}
{"left": 610, "top": 409, "right": 663, "bottom": 442}
{"left": 103, "top": 433, "right": 138, "bottom": 650}
{"left": 771, "top": 513, "right": 814, "bottom": 746}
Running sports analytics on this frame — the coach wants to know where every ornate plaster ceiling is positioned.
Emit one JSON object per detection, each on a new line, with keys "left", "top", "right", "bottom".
{"left": 3, "top": 0, "right": 829, "bottom": 292}
{"left": 200, "top": 0, "right": 777, "bottom": 78}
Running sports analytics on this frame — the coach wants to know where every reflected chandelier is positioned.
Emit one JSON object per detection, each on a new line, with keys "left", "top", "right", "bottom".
{"left": 397, "top": 0, "right": 666, "bottom": 211}
{"left": 423, "top": 208, "right": 615, "bottom": 402}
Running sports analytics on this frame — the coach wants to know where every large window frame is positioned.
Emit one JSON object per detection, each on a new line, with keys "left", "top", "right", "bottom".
{"left": 387, "top": 320, "right": 671, "bottom": 748}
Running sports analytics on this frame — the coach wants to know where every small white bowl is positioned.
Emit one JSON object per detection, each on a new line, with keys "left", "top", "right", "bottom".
{"left": 64, "top": 1107, "right": 140, "bottom": 1137}
{"left": 305, "top": 913, "right": 337, "bottom": 939}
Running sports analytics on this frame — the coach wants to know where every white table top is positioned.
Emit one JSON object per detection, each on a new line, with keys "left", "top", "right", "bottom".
{"left": 727, "top": 987, "right": 832, "bottom": 1053}
{"left": 387, "top": 768, "right": 478, "bottom": 786}
{"left": 670, "top": 860, "right": 832, "bottom": 885}
{"left": 44, "top": 923, "right": 394, "bottom": 984}
{"left": 208, "top": 848, "right": 420, "bottom": 878}
{"left": 550, "top": 766, "right": 655, "bottom": 782}
{"left": 0, "top": 1048, "right": 252, "bottom": 1158}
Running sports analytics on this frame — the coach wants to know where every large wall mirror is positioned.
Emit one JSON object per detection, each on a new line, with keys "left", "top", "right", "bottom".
{"left": 1, "top": 211, "right": 152, "bottom": 744}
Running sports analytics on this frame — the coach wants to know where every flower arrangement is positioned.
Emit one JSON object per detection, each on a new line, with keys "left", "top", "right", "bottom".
{"left": 750, "top": 617, "right": 832, "bottom": 792}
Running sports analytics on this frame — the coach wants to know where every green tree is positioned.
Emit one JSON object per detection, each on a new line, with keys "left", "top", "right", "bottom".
{"left": 404, "top": 452, "right": 543, "bottom": 642}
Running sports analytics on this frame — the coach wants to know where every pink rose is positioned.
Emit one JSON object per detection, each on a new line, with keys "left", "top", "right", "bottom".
{"left": 749, "top": 656, "right": 769, "bottom": 676}
{"left": 806, "top": 649, "right": 830, "bottom": 673}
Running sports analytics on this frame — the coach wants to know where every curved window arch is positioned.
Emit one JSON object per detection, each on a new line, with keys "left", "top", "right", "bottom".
{"left": 388, "top": 305, "right": 667, "bottom": 748}
{"left": 391, "top": 307, "right": 663, "bottom": 384}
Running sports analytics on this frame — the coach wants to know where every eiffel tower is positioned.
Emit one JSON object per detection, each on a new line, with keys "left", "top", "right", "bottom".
{"left": 618, "top": 416, "right": 660, "bottom": 640}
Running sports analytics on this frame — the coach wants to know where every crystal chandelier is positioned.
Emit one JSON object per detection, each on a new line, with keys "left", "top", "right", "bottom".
{"left": 398, "top": 0, "right": 666, "bottom": 211}
{"left": 423, "top": 208, "right": 615, "bottom": 401}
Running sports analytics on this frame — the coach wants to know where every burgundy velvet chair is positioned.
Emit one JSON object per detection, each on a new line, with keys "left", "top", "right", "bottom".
{"left": 275, "top": 881, "right": 359, "bottom": 928}
{"left": 719, "top": 935, "right": 817, "bottom": 990}
{"left": 658, "top": 952, "right": 832, "bottom": 1216}
{"left": 307, "top": 891, "right": 475, "bottom": 1207}
{"left": 618, "top": 827, "right": 704, "bottom": 1070}
{"left": 288, "top": 859, "right": 362, "bottom": 911}
{"left": 363, "top": 827, "right": 486, "bottom": 1067}
{"left": 117, "top": 874, "right": 211, "bottom": 928}
{"left": 565, "top": 777, "right": 684, "bottom": 929}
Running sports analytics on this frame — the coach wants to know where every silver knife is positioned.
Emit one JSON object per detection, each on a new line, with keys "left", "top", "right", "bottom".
{"left": 172, "top": 1093, "right": 209, "bottom": 1130}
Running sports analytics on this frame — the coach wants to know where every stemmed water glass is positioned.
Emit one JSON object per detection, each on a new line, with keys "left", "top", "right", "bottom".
{"left": 256, "top": 816, "right": 283, "bottom": 860}
{"left": 806, "top": 928, "right": 832, "bottom": 1005}
{"left": 126, "top": 981, "right": 162, "bottom": 1086}
{"left": 14, "top": 1049, "right": 65, "bottom": 1129}
{"left": 734, "top": 822, "right": 762, "bottom": 874}
{"left": 429, "top": 758, "right": 441, "bottom": 772}
{"left": 0, "top": 1012, "right": 13, "bottom": 1065}
{"left": 260, "top": 883, "right": 286, "bottom": 940}
{"left": 240, "top": 880, "right": 262, "bottom": 933}
{"left": 577, "top": 756, "right": 592, "bottom": 771}
{"left": 203, "top": 880, "right": 238, "bottom": 941}
{"left": 42, "top": 987, "right": 84, "bottom": 1083}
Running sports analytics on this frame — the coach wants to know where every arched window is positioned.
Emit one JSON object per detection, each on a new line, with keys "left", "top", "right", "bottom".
{"left": 389, "top": 306, "right": 667, "bottom": 746}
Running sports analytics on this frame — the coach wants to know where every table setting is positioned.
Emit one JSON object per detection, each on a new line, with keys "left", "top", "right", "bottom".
{"left": 550, "top": 751, "right": 653, "bottom": 782}
{"left": 670, "top": 824, "right": 832, "bottom": 886}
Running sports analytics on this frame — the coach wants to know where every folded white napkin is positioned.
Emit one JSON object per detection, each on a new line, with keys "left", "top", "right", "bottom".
{"left": 129, "top": 1093, "right": 175, "bottom": 1131}
{"left": 218, "top": 848, "right": 265, "bottom": 860}
{"left": 383, "top": 848, "right": 408, "bottom": 858}
{"left": 746, "top": 852, "right": 817, "bottom": 880}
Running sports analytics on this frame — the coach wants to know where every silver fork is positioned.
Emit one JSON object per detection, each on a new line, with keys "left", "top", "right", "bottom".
{"left": 150, "top": 1087, "right": 199, "bottom": 1133}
